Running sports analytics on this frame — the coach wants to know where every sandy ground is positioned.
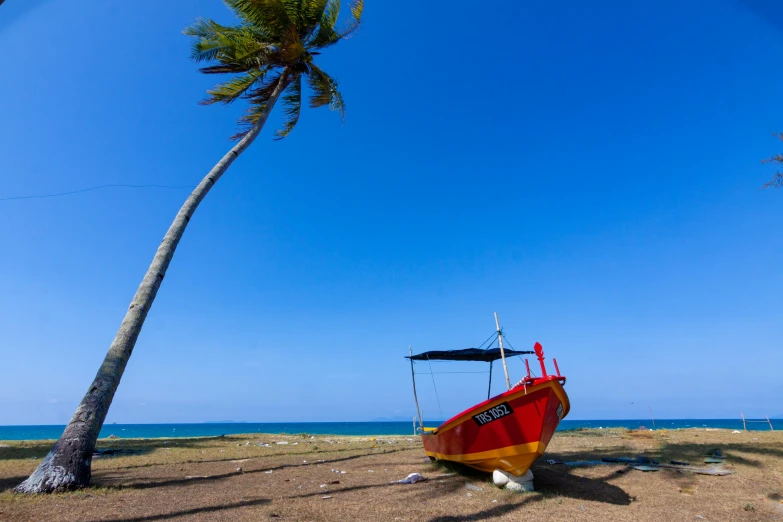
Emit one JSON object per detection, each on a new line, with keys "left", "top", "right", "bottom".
{"left": 1, "top": 428, "right": 782, "bottom": 521}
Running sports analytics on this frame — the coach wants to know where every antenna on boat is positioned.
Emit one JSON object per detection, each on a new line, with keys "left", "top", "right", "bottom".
{"left": 409, "top": 346, "right": 424, "bottom": 430}
{"left": 494, "top": 312, "right": 511, "bottom": 390}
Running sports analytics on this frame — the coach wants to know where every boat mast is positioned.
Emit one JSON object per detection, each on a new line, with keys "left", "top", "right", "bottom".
{"left": 409, "top": 346, "right": 424, "bottom": 430}
{"left": 494, "top": 312, "right": 511, "bottom": 390}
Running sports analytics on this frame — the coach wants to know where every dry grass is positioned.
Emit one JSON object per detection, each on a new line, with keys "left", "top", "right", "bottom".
{"left": 1, "top": 429, "right": 782, "bottom": 521}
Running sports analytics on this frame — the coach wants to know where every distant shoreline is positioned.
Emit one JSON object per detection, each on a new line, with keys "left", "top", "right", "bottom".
{"left": 1, "top": 418, "right": 779, "bottom": 441}
{"left": 0, "top": 426, "right": 767, "bottom": 444}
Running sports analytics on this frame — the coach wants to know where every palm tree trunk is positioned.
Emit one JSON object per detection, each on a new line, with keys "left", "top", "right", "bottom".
{"left": 15, "top": 72, "right": 292, "bottom": 494}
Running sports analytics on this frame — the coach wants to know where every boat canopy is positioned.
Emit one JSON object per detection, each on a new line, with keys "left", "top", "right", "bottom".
{"left": 406, "top": 347, "right": 534, "bottom": 363}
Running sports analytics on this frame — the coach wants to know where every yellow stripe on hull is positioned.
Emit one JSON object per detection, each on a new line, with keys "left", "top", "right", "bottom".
{"left": 424, "top": 441, "right": 543, "bottom": 476}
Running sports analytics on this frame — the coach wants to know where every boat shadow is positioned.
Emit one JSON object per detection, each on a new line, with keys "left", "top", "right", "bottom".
{"left": 429, "top": 458, "right": 633, "bottom": 506}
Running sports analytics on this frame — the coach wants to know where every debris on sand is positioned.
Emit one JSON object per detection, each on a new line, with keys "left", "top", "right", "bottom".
{"left": 396, "top": 473, "right": 427, "bottom": 484}
{"left": 630, "top": 465, "right": 661, "bottom": 472}
{"left": 656, "top": 463, "right": 732, "bottom": 476}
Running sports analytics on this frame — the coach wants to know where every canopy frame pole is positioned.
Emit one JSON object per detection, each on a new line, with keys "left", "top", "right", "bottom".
{"left": 409, "top": 346, "right": 424, "bottom": 430}
{"left": 487, "top": 361, "right": 493, "bottom": 400}
{"left": 495, "top": 312, "right": 511, "bottom": 390}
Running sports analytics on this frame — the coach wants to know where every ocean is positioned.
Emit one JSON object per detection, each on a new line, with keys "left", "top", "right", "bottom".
{"left": 0, "top": 418, "right": 779, "bottom": 440}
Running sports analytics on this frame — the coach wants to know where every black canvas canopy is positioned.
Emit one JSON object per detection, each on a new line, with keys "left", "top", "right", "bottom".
{"left": 406, "top": 347, "right": 534, "bottom": 363}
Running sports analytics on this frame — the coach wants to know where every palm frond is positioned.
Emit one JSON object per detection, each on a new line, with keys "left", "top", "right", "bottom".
{"left": 761, "top": 132, "right": 783, "bottom": 189}
{"left": 302, "top": 0, "right": 330, "bottom": 35}
{"left": 186, "top": 20, "right": 275, "bottom": 68}
{"left": 232, "top": 71, "right": 289, "bottom": 139}
{"left": 202, "top": 68, "right": 268, "bottom": 105}
{"left": 338, "top": 0, "right": 363, "bottom": 39}
{"left": 307, "top": 63, "right": 345, "bottom": 120}
{"left": 763, "top": 172, "right": 783, "bottom": 189}
{"left": 307, "top": 0, "right": 339, "bottom": 48}
{"left": 309, "top": 0, "right": 362, "bottom": 49}
{"left": 199, "top": 63, "right": 248, "bottom": 74}
{"left": 275, "top": 75, "right": 303, "bottom": 139}
{"left": 349, "top": 0, "right": 363, "bottom": 20}
{"left": 225, "top": 0, "right": 296, "bottom": 43}
{"left": 184, "top": 18, "right": 239, "bottom": 62}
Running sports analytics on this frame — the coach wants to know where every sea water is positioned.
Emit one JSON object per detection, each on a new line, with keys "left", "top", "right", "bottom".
{"left": 0, "top": 419, "right": 779, "bottom": 440}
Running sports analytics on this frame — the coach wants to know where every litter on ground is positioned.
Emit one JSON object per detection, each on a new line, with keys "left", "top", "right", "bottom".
{"left": 396, "top": 473, "right": 427, "bottom": 484}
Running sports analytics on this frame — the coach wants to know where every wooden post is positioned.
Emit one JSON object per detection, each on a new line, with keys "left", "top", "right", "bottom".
{"left": 409, "top": 346, "right": 423, "bottom": 430}
{"left": 487, "top": 361, "right": 493, "bottom": 400}
{"left": 741, "top": 412, "right": 747, "bottom": 431}
{"left": 767, "top": 415, "right": 774, "bottom": 431}
{"left": 494, "top": 312, "right": 511, "bottom": 390}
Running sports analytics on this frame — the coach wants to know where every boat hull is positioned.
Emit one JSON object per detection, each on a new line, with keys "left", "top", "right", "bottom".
{"left": 421, "top": 377, "right": 570, "bottom": 476}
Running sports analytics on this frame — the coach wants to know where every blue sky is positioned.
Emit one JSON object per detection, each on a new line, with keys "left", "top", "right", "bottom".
{"left": 0, "top": 0, "right": 781, "bottom": 425}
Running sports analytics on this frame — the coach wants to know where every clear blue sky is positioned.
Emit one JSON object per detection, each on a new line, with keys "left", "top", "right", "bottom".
{"left": 1, "top": 0, "right": 781, "bottom": 425}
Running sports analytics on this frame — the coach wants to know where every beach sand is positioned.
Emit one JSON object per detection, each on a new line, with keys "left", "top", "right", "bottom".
{"left": 1, "top": 428, "right": 781, "bottom": 521}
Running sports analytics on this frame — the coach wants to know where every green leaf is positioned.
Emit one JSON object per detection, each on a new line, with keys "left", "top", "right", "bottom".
{"left": 309, "top": 0, "right": 363, "bottom": 49}
{"left": 349, "top": 0, "right": 363, "bottom": 20}
{"left": 275, "top": 75, "right": 303, "bottom": 139}
{"left": 307, "top": 63, "right": 345, "bottom": 120}
{"left": 202, "top": 68, "right": 268, "bottom": 105}
{"left": 232, "top": 71, "right": 288, "bottom": 139}
{"left": 308, "top": 0, "right": 339, "bottom": 48}
{"left": 302, "top": 0, "right": 330, "bottom": 35}
{"left": 225, "top": 0, "right": 296, "bottom": 43}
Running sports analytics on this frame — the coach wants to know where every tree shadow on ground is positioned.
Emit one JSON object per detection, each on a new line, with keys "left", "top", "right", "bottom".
{"left": 0, "top": 476, "right": 27, "bottom": 492}
{"left": 107, "top": 444, "right": 400, "bottom": 471}
{"left": 426, "top": 497, "right": 543, "bottom": 522}
{"left": 656, "top": 441, "right": 783, "bottom": 469}
{"left": 0, "top": 440, "right": 161, "bottom": 462}
{"left": 100, "top": 498, "right": 270, "bottom": 522}
{"left": 95, "top": 448, "right": 408, "bottom": 491}
{"left": 0, "top": 441, "right": 56, "bottom": 461}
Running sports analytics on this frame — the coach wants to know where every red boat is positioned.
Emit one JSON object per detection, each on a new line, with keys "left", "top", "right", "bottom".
{"left": 407, "top": 314, "right": 569, "bottom": 477}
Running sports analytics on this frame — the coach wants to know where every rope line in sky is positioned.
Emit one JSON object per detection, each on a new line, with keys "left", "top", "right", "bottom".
{"left": 0, "top": 184, "right": 194, "bottom": 202}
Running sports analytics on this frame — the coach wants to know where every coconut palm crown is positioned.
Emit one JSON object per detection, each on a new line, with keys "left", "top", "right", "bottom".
{"left": 184, "top": 0, "right": 362, "bottom": 140}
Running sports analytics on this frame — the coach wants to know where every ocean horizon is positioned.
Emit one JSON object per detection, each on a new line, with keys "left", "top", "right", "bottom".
{"left": 1, "top": 418, "right": 779, "bottom": 441}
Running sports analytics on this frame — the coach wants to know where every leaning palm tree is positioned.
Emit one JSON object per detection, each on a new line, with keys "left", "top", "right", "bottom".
{"left": 16, "top": 0, "right": 363, "bottom": 493}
